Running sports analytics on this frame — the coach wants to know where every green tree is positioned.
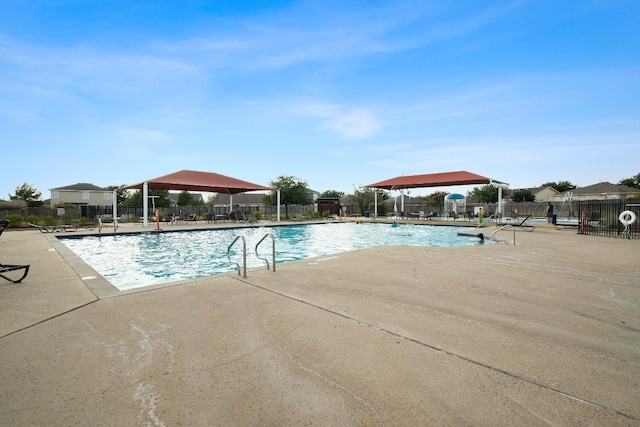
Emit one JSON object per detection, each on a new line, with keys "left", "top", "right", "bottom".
{"left": 425, "top": 191, "right": 449, "bottom": 207}
{"left": 511, "top": 189, "right": 535, "bottom": 202}
{"left": 177, "top": 191, "right": 194, "bottom": 206}
{"left": 351, "top": 186, "right": 388, "bottom": 216}
{"left": 320, "top": 190, "right": 345, "bottom": 198}
{"left": 540, "top": 181, "right": 576, "bottom": 192}
{"left": 619, "top": 173, "right": 640, "bottom": 189}
{"left": 262, "top": 176, "right": 312, "bottom": 219}
{"left": 10, "top": 183, "right": 43, "bottom": 207}
{"left": 468, "top": 184, "right": 503, "bottom": 204}
{"left": 105, "top": 185, "right": 129, "bottom": 205}
{"left": 121, "top": 189, "right": 171, "bottom": 207}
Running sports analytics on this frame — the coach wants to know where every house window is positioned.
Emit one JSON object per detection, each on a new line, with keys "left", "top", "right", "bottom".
{"left": 52, "top": 191, "right": 59, "bottom": 199}
{"left": 104, "top": 192, "right": 112, "bottom": 200}
{"left": 83, "top": 192, "right": 90, "bottom": 200}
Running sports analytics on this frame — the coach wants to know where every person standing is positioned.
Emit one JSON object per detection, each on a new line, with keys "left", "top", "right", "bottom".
{"left": 546, "top": 202, "right": 555, "bottom": 223}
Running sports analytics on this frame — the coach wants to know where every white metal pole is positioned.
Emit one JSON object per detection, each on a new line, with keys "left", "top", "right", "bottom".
{"left": 277, "top": 190, "right": 281, "bottom": 222}
{"left": 143, "top": 182, "right": 149, "bottom": 227}
{"left": 374, "top": 191, "right": 378, "bottom": 218}
{"left": 112, "top": 190, "right": 118, "bottom": 232}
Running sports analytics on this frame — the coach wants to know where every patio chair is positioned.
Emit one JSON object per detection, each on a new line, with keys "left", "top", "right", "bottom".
{"left": 511, "top": 214, "right": 535, "bottom": 232}
{"left": 0, "top": 220, "right": 30, "bottom": 283}
{"left": 234, "top": 210, "right": 247, "bottom": 222}
{"left": 425, "top": 212, "right": 438, "bottom": 220}
{"left": 29, "top": 223, "right": 58, "bottom": 233}
{"left": 185, "top": 213, "right": 197, "bottom": 222}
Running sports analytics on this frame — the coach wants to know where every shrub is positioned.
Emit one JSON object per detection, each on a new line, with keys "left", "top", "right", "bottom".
{"left": 26, "top": 215, "right": 41, "bottom": 225}
{"left": 253, "top": 211, "right": 262, "bottom": 220}
{"left": 43, "top": 216, "right": 56, "bottom": 226}
{"left": 4, "top": 214, "right": 24, "bottom": 227}
{"left": 61, "top": 213, "right": 74, "bottom": 224}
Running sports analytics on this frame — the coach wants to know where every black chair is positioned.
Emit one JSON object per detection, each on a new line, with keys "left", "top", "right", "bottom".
{"left": 0, "top": 220, "right": 30, "bottom": 283}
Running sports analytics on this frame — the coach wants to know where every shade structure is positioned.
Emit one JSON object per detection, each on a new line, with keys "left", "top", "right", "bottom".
{"left": 445, "top": 193, "right": 466, "bottom": 200}
{"left": 365, "top": 170, "right": 502, "bottom": 190}
{"left": 123, "top": 170, "right": 272, "bottom": 194}
{"left": 365, "top": 170, "right": 507, "bottom": 219}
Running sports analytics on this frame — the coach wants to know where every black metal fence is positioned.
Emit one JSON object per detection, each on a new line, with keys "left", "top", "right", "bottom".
{"left": 572, "top": 199, "right": 640, "bottom": 239}
{"left": 2, "top": 198, "right": 639, "bottom": 239}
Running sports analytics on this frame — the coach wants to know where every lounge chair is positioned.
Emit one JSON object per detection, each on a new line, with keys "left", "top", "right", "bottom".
{"left": 511, "top": 214, "right": 535, "bottom": 232}
{"left": 29, "top": 223, "right": 77, "bottom": 232}
{"left": 0, "top": 220, "right": 30, "bottom": 283}
{"left": 185, "top": 213, "right": 197, "bottom": 222}
{"left": 29, "top": 223, "right": 58, "bottom": 233}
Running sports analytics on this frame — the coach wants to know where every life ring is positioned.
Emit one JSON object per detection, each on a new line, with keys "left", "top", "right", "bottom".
{"left": 618, "top": 210, "right": 637, "bottom": 226}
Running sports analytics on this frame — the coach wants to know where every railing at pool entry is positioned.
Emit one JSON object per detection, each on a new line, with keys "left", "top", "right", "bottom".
{"left": 492, "top": 224, "right": 516, "bottom": 245}
{"left": 255, "top": 233, "right": 276, "bottom": 272}
{"left": 227, "top": 235, "right": 247, "bottom": 277}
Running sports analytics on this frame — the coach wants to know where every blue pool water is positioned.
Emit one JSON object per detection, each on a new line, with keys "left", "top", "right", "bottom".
{"left": 60, "top": 222, "right": 487, "bottom": 290}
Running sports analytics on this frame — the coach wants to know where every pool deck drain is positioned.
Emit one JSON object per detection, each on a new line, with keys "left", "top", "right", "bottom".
{"left": 0, "top": 219, "right": 639, "bottom": 425}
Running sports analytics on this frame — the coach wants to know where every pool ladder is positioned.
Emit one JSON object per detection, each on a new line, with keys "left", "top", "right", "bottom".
{"left": 492, "top": 224, "right": 516, "bottom": 245}
{"left": 255, "top": 233, "right": 276, "bottom": 272}
{"left": 226, "top": 233, "right": 276, "bottom": 277}
{"left": 227, "top": 236, "right": 247, "bottom": 277}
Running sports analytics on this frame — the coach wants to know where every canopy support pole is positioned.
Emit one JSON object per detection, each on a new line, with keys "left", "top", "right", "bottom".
{"left": 112, "top": 190, "right": 118, "bottom": 232}
{"left": 142, "top": 183, "right": 149, "bottom": 227}
{"left": 374, "top": 191, "right": 378, "bottom": 218}
{"left": 491, "top": 180, "right": 509, "bottom": 220}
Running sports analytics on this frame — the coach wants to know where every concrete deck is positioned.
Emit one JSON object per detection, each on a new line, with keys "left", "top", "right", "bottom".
{"left": 1, "top": 220, "right": 638, "bottom": 426}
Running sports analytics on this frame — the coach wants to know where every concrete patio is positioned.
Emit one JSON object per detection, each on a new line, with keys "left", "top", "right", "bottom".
{"left": 1, "top": 220, "right": 638, "bottom": 425}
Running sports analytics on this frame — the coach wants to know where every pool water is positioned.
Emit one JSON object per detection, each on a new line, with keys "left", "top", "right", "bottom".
{"left": 60, "top": 222, "right": 487, "bottom": 290}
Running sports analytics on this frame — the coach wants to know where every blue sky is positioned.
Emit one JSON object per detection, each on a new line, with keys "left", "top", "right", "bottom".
{"left": 2, "top": 0, "right": 639, "bottom": 200}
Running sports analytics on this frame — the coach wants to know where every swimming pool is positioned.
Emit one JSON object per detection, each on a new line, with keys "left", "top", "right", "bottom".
{"left": 60, "top": 222, "right": 487, "bottom": 290}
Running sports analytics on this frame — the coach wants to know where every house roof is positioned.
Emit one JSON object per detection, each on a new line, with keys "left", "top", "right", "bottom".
{"left": 50, "top": 183, "right": 109, "bottom": 191}
{"left": 512, "top": 186, "right": 559, "bottom": 194}
{"left": 167, "top": 192, "right": 204, "bottom": 204}
{"left": 365, "top": 170, "right": 504, "bottom": 190}
{"left": 123, "top": 170, "right": 272, "bottom": 194}
{"left": 566, "top": 182, "right": 639, "bottom": 195}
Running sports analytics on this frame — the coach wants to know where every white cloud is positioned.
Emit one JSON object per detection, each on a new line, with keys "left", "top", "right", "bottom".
{"left": 297, "top": 101, "right": 382, "bottom": 139}
{"left": 326, "top": 108, "right": 381, "bottom": 138}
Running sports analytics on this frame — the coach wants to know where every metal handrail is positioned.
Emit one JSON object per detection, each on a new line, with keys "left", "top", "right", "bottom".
{"left": 226, "top": 236, "right": 247, "bottom": 277}
{"left": 492, "top": 224, "right": 515, "bottom": 245}
{"left": 255, "top": 233, "right": 276, "bottom": 272}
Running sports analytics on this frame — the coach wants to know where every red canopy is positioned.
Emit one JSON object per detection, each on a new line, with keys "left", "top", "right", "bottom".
{"left": 365, "top": 170, "right": 503, "bottom": 190}
{"left": 123, "top": 170, "right": 272, "bottom": 194}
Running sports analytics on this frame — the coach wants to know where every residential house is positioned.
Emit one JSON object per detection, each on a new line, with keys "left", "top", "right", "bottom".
{"left": 167, "top": 192, "right": 204, "bottom": 207}
{"left": 49, "top": 183, "right": 113, "bottom": 208}
{"left": 509, "top": 186, "right": 559, "bottom": 202}
{"left": 212, "top": 193, "right": 266, "bottom": 211}
{"left": 553, "top": 182, "right": 640, "bottom": 201}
